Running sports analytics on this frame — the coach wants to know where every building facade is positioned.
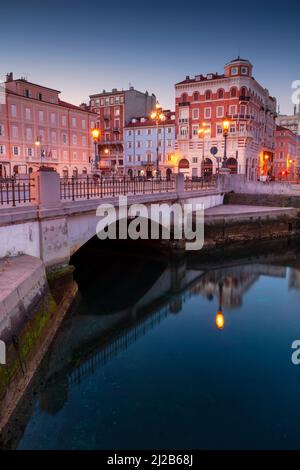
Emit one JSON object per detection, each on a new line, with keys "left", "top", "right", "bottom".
{"left": 124, "top": 110, "right": 176, "bottom": 177}
{"left": 175, "top": 58, "right": 277, "bottom": 180}
{"left": 274, "top": 125, "right": 298, "bottom": 180}
{"left": 276, "top": 108, "right": 300, "bottom": 173}
{"left": 0, "top": 73, "right": 97, "bottom": 178}
{"left": 89, "top": 87, "right": 156, "bottom": 175}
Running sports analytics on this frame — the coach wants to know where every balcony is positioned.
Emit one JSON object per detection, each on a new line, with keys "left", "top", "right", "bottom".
{"left": 178, "top": 102, "right": 190, "bottom": 107}
{"left": 113, "top": 127, "right": 120, "bottom": 133}
{"left": 239, "top": 95, "right": 250, "bottom": 102}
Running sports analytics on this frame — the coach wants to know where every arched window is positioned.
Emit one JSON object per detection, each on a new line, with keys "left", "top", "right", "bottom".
{"left": 181, "top": 93, "right": 188, "bottom": 103}
{"left": 230, "top": 87, "right": 237, "bottom": 98}
{"left": 217, "top": 89, "right": 224, "bottom": 99}
{"left": 193, "top": 92, "right": 199, "bottom": 101}
{"left": 28, "top": 167, "right": 33, "bottom": 174}
{"left": 205, "top": 90, "right": 211, "bottom": 100}
{"left": 240, "top": 87, "right": 247, "bottom": 97}
{"left": 82, "top": 167, "right": 87, "bottom": 175}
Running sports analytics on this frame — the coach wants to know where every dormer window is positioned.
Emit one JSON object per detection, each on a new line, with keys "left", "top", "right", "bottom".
{"left": 241, "top": 67, "right": 248, "bottom": 75}
{"left": 38, "top": 93, "right": 43, "bottom": 101}
{"left": 231, "top": 67, "right": 238, "bottom": 76}
{"left": 24, "top": 89, "right": 30, "bottom": 98}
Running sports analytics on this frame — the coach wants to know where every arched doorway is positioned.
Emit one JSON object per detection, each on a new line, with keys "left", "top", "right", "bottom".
{"left": 178, "top": 158, "right": 189, "bottom": 173}
{"left": 128, "top": 169, "right": 133, "bottom": 179}
{"left": 82, "top": 167, "right": 87, "bottom": 175}
{"left": 203, "top": 158, "right": 213, "bottom": 177}
{"left": 73, "top": 167, "right": 78, "bottom": 178}
{"left": 63, "top": 167, "right": 68, "bottom": 179}
{"left": 166, "top": 168, "right": 172, "bottom": 180}
{"left": 227, "top": 158, "right": 238, "bottom": 174}
{"left": 28, "top": 167, "right": 33, "bottom": 175}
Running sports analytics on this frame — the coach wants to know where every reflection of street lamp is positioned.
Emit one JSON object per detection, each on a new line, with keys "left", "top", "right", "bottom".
{"left": 91, "top": 127, "right": 101, "bottom": 171}
{"left": 215, "top": 282, "right": 225, "bottom": 330}
{"left": 151, "top": 102, "right": 166, "bottom": 177}
{"left": 198, "top": 123, "right": 210, "bottom": 177}
{"left": 222, "top": 119, "right": 230, "bottom": 169}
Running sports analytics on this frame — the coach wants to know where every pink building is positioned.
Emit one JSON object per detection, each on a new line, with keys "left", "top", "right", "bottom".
{"left": 274, "top": 125, "right": 298, "bottom": 180}
{"left": 0, "top": 73, "right": 97, "bottom": 178}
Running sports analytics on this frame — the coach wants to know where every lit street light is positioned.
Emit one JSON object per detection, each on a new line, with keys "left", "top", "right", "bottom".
{"left": 222, "top": 119, "right": 230, "bottom": 169}
{"left": 151, "top": 102, "right": 166, "bottom": 177}
{"left": 91, "top": 127, "right": 101, "bottom": 172}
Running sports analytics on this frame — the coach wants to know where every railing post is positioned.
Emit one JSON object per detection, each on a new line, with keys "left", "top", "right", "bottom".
{"left": 176, "top": 173, "right": 184, "bottom": 194}
{"left": 32, "top": 168, "right": 62, "bottom": 209}
{"left": 12, "top": 179, "right": 16, "bottom": 207}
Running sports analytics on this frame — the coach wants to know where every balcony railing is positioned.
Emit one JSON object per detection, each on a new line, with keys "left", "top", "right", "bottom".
{"left": 0, "top": 177, "right": 35, "bottom": 206}
{"left": 239, "top": 95, "right": 250, "bottom": 102}
{"left": 178, "top": 102, "right": 190, "bottom": 107}
{"left": 184, "top": 176, "right": 217, "bottom": 191}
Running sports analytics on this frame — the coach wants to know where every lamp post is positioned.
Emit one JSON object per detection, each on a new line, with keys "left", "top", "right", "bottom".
{"left": 198, "top": 123, "right": 210, "bottom": 178}
{"left": 91, "top": 127, "right": 101, "bottom": 172}
{"left": 35, "top": 137, "right": 42, "bottom": 167}
{"left": 222, "top": 119, "right": 230, "bottom": 169}
{"left": 151, "top": 102, "right": 166, "bottom": 177}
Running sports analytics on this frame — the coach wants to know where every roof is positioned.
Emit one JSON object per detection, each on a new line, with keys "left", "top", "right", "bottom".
{"left": 58, "top": 99, "right": 96, "bottom": 114}
{"left": 14, "top": 78, "right": 61, "bottom": 93}
{"left": 276, "top": 125, "right": 298, "bottom": 136}
{"left": 226, "top": 57, "right": 251, "bottom": 65}
{"left": 175, "top": 73, "right": 225, "bottom": 86}
{"left": 125, "top": 118, "right": 175, "bottom": 128}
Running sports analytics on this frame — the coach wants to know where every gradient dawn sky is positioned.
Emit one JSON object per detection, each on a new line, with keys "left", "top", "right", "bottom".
{"left": 1, "top": 0, "right": 299, "bottom": 114}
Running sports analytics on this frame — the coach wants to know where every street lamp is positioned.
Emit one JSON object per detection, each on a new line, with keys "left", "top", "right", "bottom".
{"left": 35, "top": 137, "right": 42, "bottom": 167}
{"left": 198, "top": 123, "right": 210, "bottom": 177}
{"left": 91, "top": 126, "right": 101, "bottom": 171}
{"left": 222, "top": 119, "right": 230, "bottom": 169}
{"left": 151, "top": 102, "right": 166, "bottom": 177}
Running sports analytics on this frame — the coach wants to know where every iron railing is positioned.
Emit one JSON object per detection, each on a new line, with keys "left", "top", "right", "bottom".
{"left": 184, "top": 176, "right": 217, "bottom": 191}
{"left": 60, "top": 176, "right": 176, "bottom": 201}
{"left": 0, "top": 177, "right": 35, "bottom": 206}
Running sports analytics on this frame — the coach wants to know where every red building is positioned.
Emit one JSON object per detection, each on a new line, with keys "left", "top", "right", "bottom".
{"left": 175, "top": 58, "right": 277, "bottom": 179}
{"left": 89, "top": 87, "right": 155, "bottom": 174}
{"left": 274, "top": 125, "right": 298, "bottom": 181}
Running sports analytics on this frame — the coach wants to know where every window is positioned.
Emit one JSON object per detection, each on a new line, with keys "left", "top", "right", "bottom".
{"left": 26, "top": 128, "right": 32, "bottom": 141}
{"left": 146, "top": 140, "right": 152, "bottom": 148}
{"left": 217, "top": 124, "right": 223, "bottom": 135}
{"left": 38, "top": 93, "right": 43, "bottom": 101}
{"left": 229, "top": 105, "right": 237, "bottom": 115}
{"left": 51, "top": 131, "right": 56, "bottom": 143}
{"left": 136, "top": 141, "right": 142, "bottom": 148}
{"left": 62, "top": 115, "right": 67, "bottom": 126}
{"left": 63, "top": 150, "right": 68, "bottom": 161}
{"left": 82, "top": 152, "right": 87, "bottom": 161}
{"left": 218, "top": 89, "right": 224, "bottom": 99}
{"left": 230, "top": 87, "right": 237, "bottom": 98}
{"left": 114, "top": 107, "right": 120, "bottom": 116}
{"left": 192, "top": 108, "right": 199, "bottom": 119}
{"left": 51, "top": 113, "right": 56, "bottom": 126}
{"left": 50, "top": 96, "right": 55, "bottom": 103}
{"left": 115, "top": 96, "right": 120, "bottom": 104}
{"left": 192, "top": 157, "right": 198, "bottom": 163}
{"left": 128, "top": 155, "right": 132, "bottom": 163}
{"left": 25, "top": 108, "right": 31, "bottom": 120}
{"left": 73, "top": 152, "right": 77, "bottom": 161}
{"left": 147, "top": 129, "right": 152, "bottom": 135}
{"left": 127, "top": 141, "right": 132, "bottom": 149}
{"left": 137, "top": 129, "right": 141, "bottom": 136}
{"left": 39, "top": 110, "right": 44, "bottom": 123}
{"left": 11, "top": 104, "right": 17, "bottom": 117}
{"left": 72, "top": 117, "right": 77, "bottom": 127}
{"left": 62, "top": 133, "right": 67, "bottom": 144}
{"left": 167, "top": 127, "right": 172, "bottom": 134}
{"left": 204, "top": 107, "right": 211, "bottom": 118}
{"left": 167, "top": 139, "right": 172, "bottom": 147}
{"left": 241, "top": 67, "right": 248, "bottom": 75}
{"left": 82, "top": 119, "right": 86, "bottom": 129}
{"left": 205, "top": 90, "right": 211, "bottom": 100}
{"left": 192, "top": 126, "right": 198, "bottom": 136}
{"left": 181, "top": 93, "right": 188, "bottom": 102}
{"left": 24, "top": 89, "right": 30, "bottom": 98}
{"left": 193, "top": 92, "right": 199, "bottom": 101}
{"left": 13, "top": 146, "right": 19, "bottom": 156}
{"left": 12, "top": 125, "right": 18, "bottom": 138}
{"left": 0, "top": 124, "right": 4, "bottom": 136}
{"left": 0, "top": 145, "right": 5, "bottom": 155}
{"left": 27, "top": 147, "right": 33, "bottom": 157}
{"left": 82, "top": 136, "right": 87, "bottom": 146}
{"left": 72, "top": 134, "right": 77, "bottom": 145}
{"left": 180, "top": 126, "right": 188, "bottom": 136}
{"left": 217, "top": 106, "right": 224, "bottom": 118}
{"left": 230, "top": 124, "right": 236, "bottom": 133}
{"left": 231, "top": 67, "right": 238, "bottom": 75}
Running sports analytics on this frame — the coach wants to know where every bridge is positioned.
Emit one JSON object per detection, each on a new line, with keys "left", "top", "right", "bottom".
{"left": 0, "top": 170, "right": 224, "bottom": 268}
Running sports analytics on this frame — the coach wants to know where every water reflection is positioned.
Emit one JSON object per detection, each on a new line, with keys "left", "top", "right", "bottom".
{"left": 4, "top": 240, "right": 300, "bottom": 449}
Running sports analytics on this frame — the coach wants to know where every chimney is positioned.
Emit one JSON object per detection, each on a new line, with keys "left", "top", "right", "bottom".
{"left": 5, "top": 72, "right": 13, "bottom": 82}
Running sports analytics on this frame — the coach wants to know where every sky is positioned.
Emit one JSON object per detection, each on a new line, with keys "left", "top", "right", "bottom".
{"left": 1, "top": 0, "right": 299, "bottom": 114}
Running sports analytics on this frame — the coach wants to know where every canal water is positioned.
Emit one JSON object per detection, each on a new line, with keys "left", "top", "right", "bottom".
{"left": 9, "top": 240, "right": 300, "bottom": 449}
